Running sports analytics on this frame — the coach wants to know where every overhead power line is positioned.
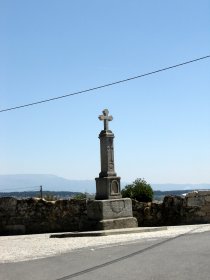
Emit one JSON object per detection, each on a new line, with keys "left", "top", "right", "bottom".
{"left": 1, "top": 55, "right": 209, "bottom": 113}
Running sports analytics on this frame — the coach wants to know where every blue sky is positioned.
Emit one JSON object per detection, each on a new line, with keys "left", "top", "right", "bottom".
{"left": 0, "top": 0, "right": 210, "bottom": 185}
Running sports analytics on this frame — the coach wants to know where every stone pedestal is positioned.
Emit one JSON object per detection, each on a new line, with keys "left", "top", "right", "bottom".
{"left": 95, "top": 177, "right": 121, "bottom": 200}
{"left": 85, "top": 198, "right": 137, "bottom": 231}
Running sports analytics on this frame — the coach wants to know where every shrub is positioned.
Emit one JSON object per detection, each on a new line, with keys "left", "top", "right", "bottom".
{"left": 121, "top": 178, "right": 153, "bottom": 202}
{"left": 73, "top": 193, "right": 87, "bottom": 200}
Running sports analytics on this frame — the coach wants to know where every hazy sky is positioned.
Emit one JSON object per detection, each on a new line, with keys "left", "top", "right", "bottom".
{"left": 1, "top": 1, "right": 210, "bottom": 184}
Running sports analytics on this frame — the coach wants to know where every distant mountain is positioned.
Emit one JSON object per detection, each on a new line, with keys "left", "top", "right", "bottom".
{"left": 0, "top": 174, "right": 209, "bottom": 193}
{"left": 0, "top": 174, "right": 95, "bottom": 193}
{"left": 151, "top": 183, "right": 210, "bottom": 191}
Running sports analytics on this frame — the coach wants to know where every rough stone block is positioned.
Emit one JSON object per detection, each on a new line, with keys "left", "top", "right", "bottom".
{"left": 205, "top": 196, "right": 210, "bottom": 203}
{"left": 87, "top": 198, "right": 133, "bottom": 220}
{"left": 200, "top": 205, "right": 210, "bottom": 213}
{"left": 197, "top": 191, "right": 210, "bottom": 196}
{"left": 0, "top": 197, "right": 17, "bottom": 215}
{"left": 195, "top": 211, "right": 207, "bottom": 217}
{"left": 98, "top": 217, "right": 138, "bottom": 230}
{"left": 187, "top": 197, "right": 205, "bottom": 207}
{"left": 81, "top": 217, "right": 138, "bottom": 231}
{"left": 186, "top": 191, "right": 198, "bottom": 198}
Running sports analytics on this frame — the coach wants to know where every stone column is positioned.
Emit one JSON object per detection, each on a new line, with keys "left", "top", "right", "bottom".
{"left": 99, "top": 130, "right": 116, "bottom": 178}
{"left": 95, "top": 109, "right": 121, "bottom": 200}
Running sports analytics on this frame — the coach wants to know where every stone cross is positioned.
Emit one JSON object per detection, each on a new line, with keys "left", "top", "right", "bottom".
{"left": 98, "top": 109, "right": 113, "bottom": 131}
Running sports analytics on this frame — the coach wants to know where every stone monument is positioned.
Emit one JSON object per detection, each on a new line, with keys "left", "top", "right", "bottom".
{"left": 85, "top": 109, "right": 138, "bottom": 230}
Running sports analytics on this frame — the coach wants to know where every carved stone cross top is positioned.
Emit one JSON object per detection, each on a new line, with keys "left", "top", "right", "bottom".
{"left": 98, "top": 109, "right": 113, "bottom": 131}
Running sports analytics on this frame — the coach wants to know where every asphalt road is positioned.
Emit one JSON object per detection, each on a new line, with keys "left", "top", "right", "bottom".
{"left": 1, "top": 230, "right": 210, "bottom": 280}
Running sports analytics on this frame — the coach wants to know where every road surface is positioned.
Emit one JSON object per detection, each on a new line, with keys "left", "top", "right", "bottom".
{"left": 0, "top": 225, "right": 210, "bottom": 280}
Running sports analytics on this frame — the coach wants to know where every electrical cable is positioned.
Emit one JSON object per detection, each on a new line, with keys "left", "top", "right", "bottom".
{"left": 0, "top": 55, "right": 209, "bottom": 113}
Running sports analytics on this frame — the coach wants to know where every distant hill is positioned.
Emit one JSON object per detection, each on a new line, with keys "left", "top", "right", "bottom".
{"left": 0, "top": 174, "right": 209, "bottom": 194}
{"left": 0, "top": 174, "right": 95, "bottom": 193}
{"left": 1, "top": 189, "right": 209, "bottom": 201}
{"left": 151, "top": 183, "right": 210, "bottom": 191}
{"left": 0, "top": 191, "right": 79, "bottom": 199}
{"left": 153, "top": 189, "right": 208, "bottom": 201}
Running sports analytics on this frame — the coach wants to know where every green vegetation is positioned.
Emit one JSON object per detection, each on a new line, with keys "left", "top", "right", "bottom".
{"left": 121, "top": 178, "right": 154, "bottom": 202}
{"left": 1, "top": 189, "right": 201, "bottom": 202}
{"left": 72, "top": 192, "right": 87, "bottom": 199}
{"left": 0, "top": 191, "right": 80, "bottom": 199}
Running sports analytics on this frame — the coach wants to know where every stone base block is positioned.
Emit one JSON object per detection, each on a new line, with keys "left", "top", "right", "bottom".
{"left": 80, "top": 198, "right": 138, "bottom": 231}
{"left": 80, "top": 217, "right": 138, "bottom": 231}
{"left": 87, "top": 198, "right": 133, "bottom": 220}
{"left": 97, "top": 217, "right": 138, "bottom": 230}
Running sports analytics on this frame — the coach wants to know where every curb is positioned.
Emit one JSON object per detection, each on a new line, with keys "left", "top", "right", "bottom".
{"left": 50, "top": 226, "right": 167, "bottom": 238}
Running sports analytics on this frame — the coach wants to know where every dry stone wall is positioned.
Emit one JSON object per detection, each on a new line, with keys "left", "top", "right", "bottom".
{"left": 133, "top": 191, "right": 210, "bottom": 226}
{"left": 0, "top": 191, "right": 210, "bottom": 235}
{"left": 0, "top": 197, "right": 87, "bottom": 235}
